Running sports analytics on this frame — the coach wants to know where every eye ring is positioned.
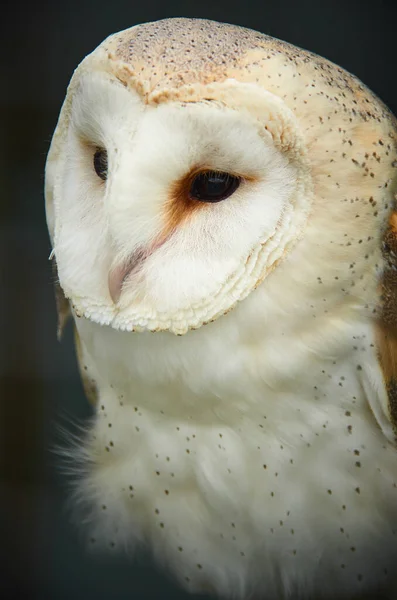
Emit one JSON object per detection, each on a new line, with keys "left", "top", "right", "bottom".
{"left": 189, "top": 170, "right": 240, "bottom": 203}
{"left": 93, "top": 147, "right": 108, "bottom": 181}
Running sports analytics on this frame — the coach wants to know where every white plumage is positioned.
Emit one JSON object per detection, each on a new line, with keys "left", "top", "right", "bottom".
{"left": 46, "top": 17, "right": 397, "bottom": 599}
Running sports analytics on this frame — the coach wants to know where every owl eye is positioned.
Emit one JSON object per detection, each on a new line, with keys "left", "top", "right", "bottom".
{"left": 93, "top": 148, "right": 108, "bottom": 181}
{"left": 189, "top": 171, "right": 240, "bottom": 203}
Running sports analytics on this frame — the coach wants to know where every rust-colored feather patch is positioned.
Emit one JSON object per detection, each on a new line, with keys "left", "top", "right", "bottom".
{"left": 162, "top": 167, "right": 213, "bottom": 239}
{"left": 162, "top": 167, "right": 256, "bottom": 240}
{"left": 376, "top": 211, "right": 397, "bottom": 431}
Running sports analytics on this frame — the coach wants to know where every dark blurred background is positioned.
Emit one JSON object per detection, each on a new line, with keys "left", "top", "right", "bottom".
{"left": 1, "top": 0, "right": 397, "bottom": 598}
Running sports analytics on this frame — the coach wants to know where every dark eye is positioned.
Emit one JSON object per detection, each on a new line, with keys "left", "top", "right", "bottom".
{"left": 93, "top": 148, "right": 108, "bottom": 181}
{"left": 189, "top": 171, "right": 240, "bottom": 203}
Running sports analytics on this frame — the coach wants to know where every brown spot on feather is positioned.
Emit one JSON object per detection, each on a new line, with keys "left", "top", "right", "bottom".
{"left": 381, "top": 212, "right": 397, "bottom": 328}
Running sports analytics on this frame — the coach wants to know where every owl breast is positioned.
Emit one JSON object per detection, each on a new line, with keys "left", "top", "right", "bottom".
{"left": 73, "top": 286, "right": 397, "bottom": 600}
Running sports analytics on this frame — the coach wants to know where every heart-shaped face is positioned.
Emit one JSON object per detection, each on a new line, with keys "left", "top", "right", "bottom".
{"left": 47, "top": 69, "right": 311, "bottom": 334}
{"left": 46, "top": 18, "right": 397, "bottom": 338}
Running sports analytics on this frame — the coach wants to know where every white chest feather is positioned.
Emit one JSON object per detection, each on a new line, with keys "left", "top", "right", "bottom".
{"left": 72, "top": 286, "right": 397, "bottom": 600}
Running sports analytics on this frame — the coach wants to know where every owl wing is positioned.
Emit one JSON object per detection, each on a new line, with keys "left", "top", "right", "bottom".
{"left": 74, "top": 326, "right": 99, "bottom": 406}
{"left": 52, "top": 259, "right": 98, "bottom": 406}
{"left": 52, "top": 258, "right": 71, "bottom": 341}
{"left": 376, "top": 211, "right": 397, "bottom": 439}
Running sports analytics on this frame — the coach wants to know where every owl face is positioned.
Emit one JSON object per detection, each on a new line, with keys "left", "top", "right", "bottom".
{"left": 49, "top": 66, "right": 311, "bottom": 334}
{"left": 47, "top": 18, "right": 397, "bottom": 339}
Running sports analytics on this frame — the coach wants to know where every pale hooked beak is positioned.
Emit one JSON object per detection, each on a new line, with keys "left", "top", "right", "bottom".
{"left": 108, "top": 249, "right": 145, "bottom": 304}
{"left": 108, "top": 236, "right": 170, "bottom": 304}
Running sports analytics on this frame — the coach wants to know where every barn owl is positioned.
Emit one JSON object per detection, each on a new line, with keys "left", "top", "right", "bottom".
{"left": 45, "top": 17, "right": 397, "bottom": 600}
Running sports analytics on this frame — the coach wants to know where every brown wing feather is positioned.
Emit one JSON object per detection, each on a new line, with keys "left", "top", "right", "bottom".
{"left": 377, "top": 212, "right": 397, "bottom": 432}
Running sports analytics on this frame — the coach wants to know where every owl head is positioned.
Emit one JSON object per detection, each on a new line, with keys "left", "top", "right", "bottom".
{"left": 45, "top": 18, "right": 397, "bottom": 336}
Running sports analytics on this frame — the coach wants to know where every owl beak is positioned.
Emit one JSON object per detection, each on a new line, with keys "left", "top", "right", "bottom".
{"left": 108, "top": 262, "right": 128, "bottom": 304}
{"left": 108, "top": 236, "right": 170, "bottom": 304}
{"left": 108, "top": 249, "right": 146, "bottom": 304}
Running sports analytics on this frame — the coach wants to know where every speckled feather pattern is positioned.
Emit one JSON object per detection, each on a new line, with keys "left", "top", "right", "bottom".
{"left": 45, "top": 18, "right": 397, "bottom": 600}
